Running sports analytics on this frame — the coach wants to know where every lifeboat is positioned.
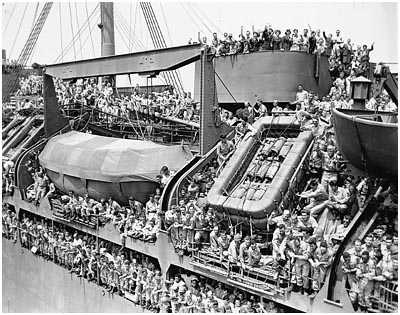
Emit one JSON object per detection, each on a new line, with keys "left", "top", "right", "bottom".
{"left": 332, "top": 108, "right": 398, "bottom": 178}
{"left": 39, "top": 131, "right": 193, "bottom": 204}
{"left": 207, "top": 115, "right": 313, "bottom": 229}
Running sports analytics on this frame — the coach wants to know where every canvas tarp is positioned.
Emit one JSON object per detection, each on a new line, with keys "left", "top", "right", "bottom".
{"left": 39, "top": 131, "right": 193, "bottom": 182}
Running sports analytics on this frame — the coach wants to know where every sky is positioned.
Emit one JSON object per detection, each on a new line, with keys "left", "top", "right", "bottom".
{"left": 2, "top": 1, "right": 398, "bottom": 93}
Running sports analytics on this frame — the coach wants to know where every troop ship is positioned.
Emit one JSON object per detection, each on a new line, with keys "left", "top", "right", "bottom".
{"left": 2, "top": 2, "right": 398, "bottom": 314}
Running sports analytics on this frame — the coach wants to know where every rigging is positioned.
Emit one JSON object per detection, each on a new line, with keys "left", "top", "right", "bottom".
{"left": 2, "top": 2, "right": 53, "bottom": 103}
{"left": 140, "top": 2, "right": 185, "bottom": 95}
{"left": 2, "top": 2, "right": 17, "bottom": 36}
{"left": 74, "top": 2, "right": 84, "bottom": 59}
{"left": 85, "top": 2, "right": 96, "bottom": 58}
{"left": 68, "top": 3, "right": 77, "bottom": 60}
{"left": 58, "top": 3, "right": 64, "bottom": 62}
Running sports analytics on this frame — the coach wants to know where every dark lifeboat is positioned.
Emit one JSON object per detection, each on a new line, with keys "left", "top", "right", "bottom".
{"left": 39, "top": 131, "right": 193, "bottom": 204}
{"left": 332, "top": 109, "right": 398, "bottom": 178}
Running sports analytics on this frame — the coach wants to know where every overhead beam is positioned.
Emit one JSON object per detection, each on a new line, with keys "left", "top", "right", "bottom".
{"left": 43, "top": 44, "right": 202, "bottom": 79}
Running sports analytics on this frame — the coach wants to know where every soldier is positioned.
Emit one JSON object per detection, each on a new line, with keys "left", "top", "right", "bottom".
{"left": 341, "top": 251, "right": 360, "bottom": 310}
{"left": 287, "top": 235, "right": 310, "bottom": 295}
{"left": 309, "top": 241, "right": 333, "bottom": 298}
{"left": 357, "top": 251, "right": 376, "bottom": 311}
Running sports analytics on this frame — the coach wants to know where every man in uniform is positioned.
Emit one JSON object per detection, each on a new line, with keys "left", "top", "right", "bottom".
{"left": 341, "top": 251, "right": 360, "bottom": 310}
{"left": 216, "top": 134, "right": 235, "bottom": 166}
{"left": 309, "top": 241, "right": 333, "bottom": 298}
{"left": 357, "top": 251, "right": 376, "bottom": 311}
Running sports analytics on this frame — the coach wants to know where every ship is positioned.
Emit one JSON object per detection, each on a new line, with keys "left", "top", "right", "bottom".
{"left": 2, "top": 2, "right": 398, "bottom": 314}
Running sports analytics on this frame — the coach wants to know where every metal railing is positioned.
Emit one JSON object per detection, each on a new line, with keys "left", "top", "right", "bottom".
{"left": 59, "top": 104, "right": 199, "bottom": 147}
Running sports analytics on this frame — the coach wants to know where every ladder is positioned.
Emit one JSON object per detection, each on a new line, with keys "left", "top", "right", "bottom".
{"left": 140, "top": 2, "right": 185, "bottom": 95}
{"left": 2, "top": 2, "right": 53, "bottom": 103}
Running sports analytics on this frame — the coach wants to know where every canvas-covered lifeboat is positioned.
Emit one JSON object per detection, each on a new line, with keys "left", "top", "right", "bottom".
{"left": 39, "top": 131, "right": 193, "bottom": 204}
{"left": 207, "top": 116, "right": 313, "bottom": 229}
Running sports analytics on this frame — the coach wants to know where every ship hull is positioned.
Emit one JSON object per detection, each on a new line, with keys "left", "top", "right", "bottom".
{"left": 2, "top": 239, "right": 149, "bottom": 313}
{"left": 332, "top": 109, "right": 398, "bottom": 178}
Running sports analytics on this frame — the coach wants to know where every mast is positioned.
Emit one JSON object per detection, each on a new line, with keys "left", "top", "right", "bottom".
{"left": 100, "top": 2, "right": 115, "bottom": 57}
{"left": 99, "top": 2, "right": 115, "bottom": 88}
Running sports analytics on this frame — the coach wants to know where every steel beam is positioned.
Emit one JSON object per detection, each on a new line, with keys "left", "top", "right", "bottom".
{"left": 43, "top": 44, "right": 202, "bottom": 79}
{"left": 199, "top": 49, "right": 233, "bottom": 155}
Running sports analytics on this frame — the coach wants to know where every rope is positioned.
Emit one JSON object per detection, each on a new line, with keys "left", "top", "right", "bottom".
{"left": 2, "top": 2, "right": 17, "bottom": 36}
{"left": 9, "top": 2, "right": 28, "bottom": 58}
{"left": 85, "top": 2, "right": 96, "bottom": 58}
{"left": 74, "top": 3, "right": 83, "bottom": 59}
{"left": 114, "top": 15, "right": 131, "bottom": 51}
{"left": 75, "top": 14, "right": 101, "bottom": 59}
{"left": 145, "top": 3, "right": 185, "bottom": 93}
{"left": 132, "top": 3, "right": 138, "bottom": 51}
{"left": 128, "top": 74, "right": 147, "bottom": 140}
{"left": 114, "top": 7, "right": 144, "bottom": 52}
{"left": 180, "top": 3, "right": 203, "bottom": 36}
{"left": 141, "top": 3, "right": 173, "bottom": 87}
{"left": 187, "top": 3, "right": 213, "bottom": 35}
{"left": 129, "top": 2, "right": 132, "bottom": 51}
{"left": 59, "top": 3, "right": 64, "bottom": 62}
{"left": 124, "top": 110, "right": 146, "bottom": 140}
{"left": 192, "top": 3, "right": 223, "bottom": 35}
{"left": 68, "top": 3, "right": 77, "bottom": 60}
{"left": 160, "top": 3, "right": 173, "bottom": 47}
{"left": 115, "top": 6, "right": 144, "bottom": 51}
{"left": 215, "top": 71, "right": 238, "bottom": 104}
{"left": 53, "top": 4, "right": 99, "bottom": 63}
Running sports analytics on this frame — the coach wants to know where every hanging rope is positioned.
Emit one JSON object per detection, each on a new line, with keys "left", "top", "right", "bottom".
{"left": 75, "top": 2, "right": 84, "bottom": 59}
{"left": 160, "top": 3, "right": 173, "bottom": 47}
{"left": 215, "top": 71, "right": 238, "bottom": 104}
{"left": 114, "top": 7, "right": 145, "bottom": 51}
{"left": 59, "top": 3, "right": 64, "bottom": 62}
{"left": 192, "top": 2, "right": 223, "bottom": 35}
{"left": 68, "top": 3, "right": 77, "bottom": 60}
{"left": 187, "top": 3, "right": 213, "bottom": 35}
{"left": 114, "top": 16, "right": 131, "bottom": 51}
{"left": 9, "top": 2, "right": 28, "bottom": 58}
{"left": 129, "top": 3, "right": 132, "bottom": 51}
{"left": 115, "top": 6, "right": 143, "bottom": 51}
{"left": 75, "top": 2, "right": 83, "bottom": 59}
{"left": 180, "top": 3, "right": 203, "bottom": 36}
{"left": 141, "top": 3, "right": 175, "bottom": 87}
{"left": 2, "top": 2, "right": 17, "bottom": 36}
{"left": 53, "top": 3, "right": 99, "bottom": 63}
{"left": 75, "top": 14, "right": 101, "bottom": 58}
{"left": 85, "top": 2, "right": 96, "bottom": 58}
{"left": 148, "top": 3, "right": 185, "bottom": 92}
{"left": 132, "top": 3, "right": 139, "bottom": 51}
{"left": 142, "top": 2, "right": 185, "bottom": 94}
{"left": 128, "top": 73, "right": 147, "bottom": 140}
